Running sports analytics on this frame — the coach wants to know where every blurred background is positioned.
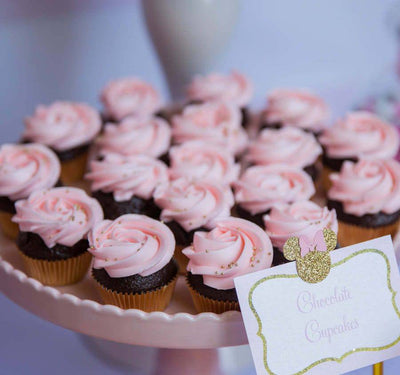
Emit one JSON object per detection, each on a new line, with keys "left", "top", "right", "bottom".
{"left": 1, "top": 1, "right": 400, "bottom": 374}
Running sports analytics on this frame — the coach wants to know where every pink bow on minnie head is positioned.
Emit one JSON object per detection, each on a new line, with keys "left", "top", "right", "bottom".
{"left": 299, "top": 230, "right": 327, "bottom": 258}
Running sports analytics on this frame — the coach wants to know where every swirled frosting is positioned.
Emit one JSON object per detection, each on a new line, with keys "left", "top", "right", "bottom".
{"left": 168, "top": 141, "right": 240, "bottom": 186}
{"left": 186, "top": 71, "right": 253, "bottom": 107}
{"left": 182, "top": 217, "right": 273, "bottom": 289}
{"left": 319, "top": 111, "right": 399, "bottom": 160}
{"left": 172, "top": 102, "right": 248, "bottom": 155}
{"left": 88, "top": 214, "right": 175, "bottom": 278}
{"left": 328, "top": 159, "right": 400, "bottom": 216}
{"left": 0, "top": 143, "right": 60, "bottom": 201}
{"left": 13, "top": 187, "right": 104, "bottom": 248}
{"left": 264, "top": 201, "right": 338, "bottom": 251}
{"left": 234, "top": 165, "right": 315, "bottom": 215}
{"left": 154, "top": 177, "right": 233, "bottom": 232}
{"left": 101, "top": 77, "right": 162, "bottom": 121}
{"left": 96, "top": 116, "right": 171, "bottom": 158}
{"left": 86, "top": 153, "right": 169, "bottom": 202}
{"left": 246, "top": 127, "right": 322, "bottom": 168}
{"left": 264, "top": 89, "right": 329, "bottom": 132}
{"left": 24, "top": 101, "right": 101, "bottom": 151}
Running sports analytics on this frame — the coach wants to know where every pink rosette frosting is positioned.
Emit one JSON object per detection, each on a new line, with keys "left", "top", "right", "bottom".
{"left": 246, "top": 127, "right": 322, "bottom": 168}
{"left": 187, "top": 71, "right": 253, "bottom": 107}
{"left": 172, "top": 102, "right": 248, "bottom": 155}
{"left": 264, "top": 201, "right": 338, "bottom": 251}
{"left": 85, "top": 153, "right": 168, "bottom": 201}
{"left": 24, "top": 101, "right": 101, "bottom": 151}
{"left": 319, "top": 111, "right": 400, "bottom": 160}
{"left": 13, "top": 187, "right": 103, "bottom": 248}
{"left": 154, "top": 177, "right": 233, "bottom": 232}
{"left": 264, "top": 89, "right": 329, "bottom": 132}
{"left": 0, "top": 143, "right": 60, "bottom": 201}
{"left": 97, "top": 116, "right": 171, "bottom": 158}
{"left": 182, "top": 217, "right": 273, "bottom": 289}
{"left": 101, "top": 77, "right": 162, "bottom": 121}
{"left": 234, "top": 165, "right": 315, "bottom": 215}
{"left": 168, "top": 141, "right": 240, "bottom": 186}
{"left": 88, "top": 214, "right": 175, "bottom": 278}
{"left": 328, "top": 159, "right": 400, "bottom": 216}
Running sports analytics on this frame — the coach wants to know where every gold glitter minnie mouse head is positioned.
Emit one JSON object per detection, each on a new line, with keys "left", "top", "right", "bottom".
{"left": 283, "top": 228, "right": 337, "bottom": 283}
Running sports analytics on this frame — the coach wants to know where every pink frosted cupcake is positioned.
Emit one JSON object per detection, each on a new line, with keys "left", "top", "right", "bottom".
{"left": 261, "top": 89, "right": 329, "bottom": 135}
{"left": 0, "top": 143, "right": 61, "bottom": 239}
{"left": 327, "top": 159, "right": 400, "bottom": 247}
{"left": 23, "top": 101, "right": 101, "bottom": 183}
{"left": 85, "top": 153, "right": 168, "bottom": 220}
{"left": 171, "top": 101, "right": 248, "bottom": 156}
{"left": 186, "top": 71, "right": 253, "bottom": 127}
{"left": 89, "top": 214, "right": 178, "bottom": 311}
{"left": 100, "top": 77, "right": 162, "bottom": 122}
{"left": 13, "top": 187, "right": 103, "bottom": 286}
{"left": 183, "top": 217, "right": 273, "bottom": 313}
{"left": 246, "top": 127, "right": 322, "bottom": 180}
{"left": 264, "top": 201, "right": 338, "bottom": 266}
{"left": 234, "top": 165, "right": 315, "bottom": 227}
{"left": 96, "top": 116, "right": 171, "bottom": 162}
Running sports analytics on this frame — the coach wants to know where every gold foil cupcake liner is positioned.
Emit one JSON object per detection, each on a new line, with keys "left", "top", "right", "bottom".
{"left": 95, "top": 275, "right": 177, "bottom": 312}
{"left": 0, "top": 211, "right": 19, "bottom": 240}
{"left": 19, "top": 251, "right": 92, "bottom": 286}
{"left": 174, "top": 245, "right": 189, "bottom": 275}
{"left": 337, "top": 219, "right": 400, "bottom": 248}
{"left": 60, "top": 150, "right": 88, "bottom": 184}
{"left": 186, "top": 279, "right": 240, "bottom": 314}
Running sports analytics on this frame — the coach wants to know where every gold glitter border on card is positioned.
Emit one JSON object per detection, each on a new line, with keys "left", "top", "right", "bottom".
{"left": 248, "top": 249, "right": 400, "bottom": 375}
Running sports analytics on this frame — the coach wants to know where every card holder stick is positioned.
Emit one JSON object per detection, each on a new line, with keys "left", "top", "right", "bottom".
{"left": 373, "top": 362, "right": 383, "bottom": 375}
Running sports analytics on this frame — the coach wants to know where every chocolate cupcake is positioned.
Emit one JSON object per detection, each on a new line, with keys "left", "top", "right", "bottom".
{"left": 260, "top": 89, "right": 329, "bottom": 135}
{"left": 23, "top": 101, "right": 101, "bottom": 184}
{"left": 13, "top": 187, "right": 103, "bottom": 286}
{"left": 327, "top": 159, "right": 400, "bottom": 247}
{"left": 0, "top": 143, "right": 61, "bottom": 239}
{"left": 319, "top": 111, "right": 399, "bottom": 191}
{"left": 183, "top": 217, "right": 273, "bottom": 313}
{"left": 88, "top": 214, "right": 178, "bottom": 311}
{"left": 85, "top": 153, "right": 168, "bottom": 220}
{"left": 246, "top": 127, "right": 322, "bottom": 181}
{"left": 233, "top": 164, "right": 315, "bottom": 227}
{"left": 264, "top": 201, "right": 338, "bottom": 266}
{"left": 153, "top": 177, "right": 234, "bottom": 272}
{"left": 186, "top": 70, "right": 253, "bottom": 128}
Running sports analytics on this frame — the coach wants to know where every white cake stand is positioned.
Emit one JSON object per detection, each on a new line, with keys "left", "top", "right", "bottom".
{"left": 0, "top": 233, "right": 247, "bottom": 375}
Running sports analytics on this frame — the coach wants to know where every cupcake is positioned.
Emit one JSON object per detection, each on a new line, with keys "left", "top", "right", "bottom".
{"left": 234, "top": 164, "right": 315, "bottom": 227}
{"left": 186, "top": 71, "right": 253, "bottom": 127}
{"left": 153, "top": 177, "right": 234, "bottom": 272}
{"left": 89, "top": 214, "right": 178, "bottom": 311}
{"left": 12, "top": 187, "right": 103, "bottom": 286}
{"left": 264, "top": 201, "right": 338, "bottom": 266}
{"left": 171, "top": 101, "right": 248, "bottom": 157}
{"left": 183, "top": 217, "right": 273, "bottom": 313}
{"left": 85, "top": 153, "right": 168, "bottom": 220}
{"left": 23, "top": 101, "right": 101, "bottom": 183}
{"left": 319, "top": 111, "right": 399, "bottom": 191}
{"left": 246, "top": 127, "right": 322, "bottom": 180}
{"left": 168, "top": 140, "right": 240, "bottom": 186}
{"left": 0, "top": 143, "right": 61, "bottom": 239}
{"left": 100, "top": 77, "right": 162, "bottom": 122}
{"left": 327, "top": 159, "right": 400, "bottom": 247}
{"left": 261, "top": 89, "right": 329, "bottom": 135}
{"left": 96, "top": 116, "right": 171, "bottom": 163}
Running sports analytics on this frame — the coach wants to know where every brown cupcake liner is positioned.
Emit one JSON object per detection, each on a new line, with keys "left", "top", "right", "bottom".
{"left": 60, "top": 150, "right": 88, "bottom": 184}
{"left": 186, "top": 279, "right": 240, "bottom": 314}
{"left": 337, "top": 219, "right": 400, "bottom": 248}
{"left": 0, "top": 211, "right": 19, "bottom": 240}
{"left": 19, "top": 251, "right": 92, "bottom": 286}
{"left": 321, "top": 165, "right": 335, "bottom": 193}
{"left": 95, "top": 275, "right": 177, "bottom": 311}
{"left": 174, "top": 245, "right": 189, "bottom": 275}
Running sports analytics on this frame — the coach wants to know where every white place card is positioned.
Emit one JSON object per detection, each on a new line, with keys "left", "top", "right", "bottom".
{"left": 235, "top": 236, "right": 400, "bottom": 375}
